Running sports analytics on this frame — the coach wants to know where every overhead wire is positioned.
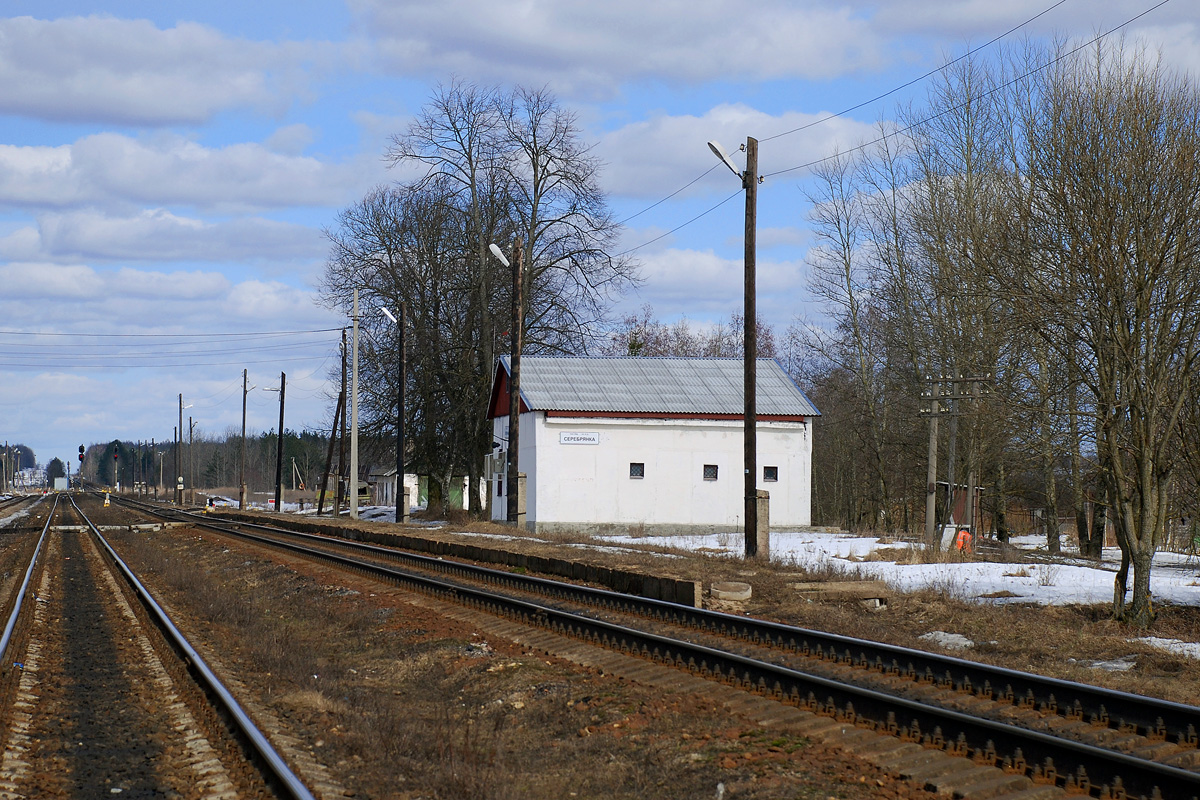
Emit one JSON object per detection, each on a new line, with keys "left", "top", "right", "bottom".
{"left": 0, "top": 327, "right": 342, "bottom": 339}
{"left": 617, "top": 189, "right": 743, "bottom": 256}
{"left": 762, "top": 0, "right": 1175, "bottom": 179}
{"left": 611, "top": 0, "right": 1079, "bottom": 251}
{"left": 758, "top": 0, "right": 1072, "bottom": 144}
{"left": 0, "top": 327, "right": 342, "bottom": 369}
{"left": 616, "top": 0, "right": 1175, "bottom": 254}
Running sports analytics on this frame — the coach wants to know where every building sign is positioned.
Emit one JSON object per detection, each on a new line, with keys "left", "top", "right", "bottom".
{"left": 559, "top": 431, "right": 599, "bottom": 445}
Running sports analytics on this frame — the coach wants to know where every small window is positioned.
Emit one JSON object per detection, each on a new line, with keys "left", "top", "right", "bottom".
{"left": 703, "top": 464, "right": 718, "bottom": 481}
{"left": 629, "top": 462, "right": 645, "bottom": 479}
{"left": 763, "top": 466, "right": 778, "bottom": 482}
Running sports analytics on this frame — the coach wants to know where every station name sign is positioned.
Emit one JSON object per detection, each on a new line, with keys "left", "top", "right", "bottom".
{"left": 559, "top": 432, "right": 599, "bottom": 445}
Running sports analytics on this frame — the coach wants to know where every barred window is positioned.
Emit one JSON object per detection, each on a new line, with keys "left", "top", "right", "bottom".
{"left": 629, "top": 462, "right": 645, "bottom": 479}
{"left": 703, "top": 464, "right": 718, "bottom": 481}
{"left": 763, "top": 466, "right": 779, "bottom": 482}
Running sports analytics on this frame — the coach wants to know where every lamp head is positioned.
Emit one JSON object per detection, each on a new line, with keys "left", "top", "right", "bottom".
{"left": 707, "top": 140, "right": 743, "bottom": 178}
{"left": 379, "top": 306, "right": 398, "bottom": 325}
{"left": 488, "top": 243, "right": 510, "bottom": 267}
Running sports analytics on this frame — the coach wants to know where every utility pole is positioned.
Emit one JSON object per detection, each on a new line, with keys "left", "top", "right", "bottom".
{"left": 336, "top": 329, "right": 348, "bottom": 515}
{"left": 177, "top": 394, "right": 183, "bottom": 504}
{"left": 240, "top": 369, "right": 249, "bottom": 509}
{"left": 921, "top": 373, "right": 991, "bottom": 548}
{"left": 273, "top": 371, "right": 286, "bottom": 512}
{"left": 921, "top": 376, "right": 941, "bottom": 549}
{"left": 152, "top": 438, "right": 157, "bottom": 500}
{"left": 189, "top": 416, "right": 195, "bottom": 504}
{"left": 508, "top": 238, "right": 524, "bottom": 526}
{"left": 380, "top": 304, "right": 407, "bottom": 524}
{"left": 397, "top": 302, "right": 406, "bottom": 523}
{"left": 706, "top": 136, "right": 764, "bottom": 558}
{"left": 742, "top": 136, "right": 761, "bottom": 558}
{"left": 350, "top": 288, "right": 360, "bottom": 520}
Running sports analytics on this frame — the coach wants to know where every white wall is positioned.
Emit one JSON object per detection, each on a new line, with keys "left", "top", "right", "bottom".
{"left": 491, "top": 413, "right": 812, "bottom": 531}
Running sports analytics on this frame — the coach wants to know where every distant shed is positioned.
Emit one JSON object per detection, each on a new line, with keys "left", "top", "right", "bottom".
{"left": 487, "top": 356, "right": 819, "bottom": 534}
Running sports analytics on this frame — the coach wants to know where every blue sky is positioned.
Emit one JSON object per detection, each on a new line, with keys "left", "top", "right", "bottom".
{"left": 1, "top": 1, "right": 1195, "bottom": 473}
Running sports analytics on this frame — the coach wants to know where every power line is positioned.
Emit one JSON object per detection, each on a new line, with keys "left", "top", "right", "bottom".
{"left": 759, "top": 0, "right": 1071, "bottom": 144}
{"left": 763, "top": 0, "right": 1174, "bottom": 179}
{"left": 617, "top": 189, "right": 743, "bottom": 256}
{"left": 613, "top": 0, "right": 1076, "bottom": 238}
{"left": 0, "top": 355, "right": 331, "bottom": 370}
{"left": 617, "top": 164, "right": 721, "bottom": 225}
{"left": 0, "top": 340, "right": 334, "bottom": 361}
{"left": 0, "top": 327, "right": 342, "bottom": 340}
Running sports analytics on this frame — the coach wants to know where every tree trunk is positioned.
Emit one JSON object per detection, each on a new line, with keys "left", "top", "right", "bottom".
{"left": 1086, "top": 488, "right": 1106, "bottom": 559}
{"left": 993, "top": 462, "right": 1009, "bottom": 543}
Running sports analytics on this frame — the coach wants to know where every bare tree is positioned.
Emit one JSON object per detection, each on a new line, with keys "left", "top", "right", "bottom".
{"left": 1012, "top": 41, "right": 1200, "bottom": 625}
{"left": 322, "top": 81, "right": 634, "bottom": 514}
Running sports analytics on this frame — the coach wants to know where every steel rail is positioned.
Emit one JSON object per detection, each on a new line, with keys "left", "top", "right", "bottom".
{"left": 108, "top": 496, "right": 1200, "bottom": 799}
{"left": 0, "top": 494, "right": 34, "bottom": 517}
{"left": 117, "top": 495, "right": 1200, "bottom": 753}
{"left": 68, "top": 497, "right": 316, "bottom": 800}
{"left": 0, "top": 494, "right": 55, "bottom": 661}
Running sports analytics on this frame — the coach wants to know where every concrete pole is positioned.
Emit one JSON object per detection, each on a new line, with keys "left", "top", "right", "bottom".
{"left": 336, "top": 330, "right": 347, "bottom": 515}
{"left": 240, "top": 368, "right": 248, "bottom": 509}
{"left": 177, "top": 394, "right": 183, "bottom": 504}
{"left": 925, "top": 391, "right": 940, "bottom": 549}
{"left": 274, "top": 371, "right": 286, "bottom": 512}
{"left": 350, "top": 288, "right": 360, "bottom": 520}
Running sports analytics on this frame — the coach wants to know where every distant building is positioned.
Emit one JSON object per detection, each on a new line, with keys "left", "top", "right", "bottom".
{"left": 487, "top": 356, "right": 819, "bottom": 534}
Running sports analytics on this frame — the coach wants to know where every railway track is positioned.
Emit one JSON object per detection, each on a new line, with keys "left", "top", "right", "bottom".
{"left": 108, "top": 494, "right": 1200, "bottom": 800}
{"left": 0, "top": 494, "right": 316, "bottom": 799}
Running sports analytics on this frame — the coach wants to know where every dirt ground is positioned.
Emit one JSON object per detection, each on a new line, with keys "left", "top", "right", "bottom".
{"left": 101, "top": 524, "right": 929, "bottom": 799}
{"left": 98, "top": 505, "right": 1200, "bottom": 799}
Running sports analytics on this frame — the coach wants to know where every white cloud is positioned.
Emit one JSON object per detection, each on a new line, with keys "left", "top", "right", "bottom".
{"left": 616, "top": 246, "right": 809, "bottom": 325}
{"left": 0, "top": 16, "right": 319, "bottom": 125}
{"left": 266, "top": 124, "right": 317, "bottom": 155}
{"left": 0, "top": 209, "right": 327, "bottom": 264}
{"left": 0, "top": 133, "right": 371, "bottom": 212}
{"left": 348, "top": 0, "right": 889, "bottom": 94}
{"left": 0, "top": 261, "right": 336, "bottom": 333}
{"left": 597, "top": 103, "right": 879, "bottom": 200}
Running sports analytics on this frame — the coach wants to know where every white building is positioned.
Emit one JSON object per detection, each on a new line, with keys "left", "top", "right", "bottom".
{"left": 488, "top": 356, "right": 819, "bottom": 534}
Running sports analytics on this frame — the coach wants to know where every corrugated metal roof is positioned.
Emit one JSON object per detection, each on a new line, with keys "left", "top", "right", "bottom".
{"left": 499, "top": 356, "right": 820, "bottom": 417}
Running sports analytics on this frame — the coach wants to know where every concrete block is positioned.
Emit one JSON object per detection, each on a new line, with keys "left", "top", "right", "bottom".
{"left": 711, "top": 581, "right": 752, "bottom": 601}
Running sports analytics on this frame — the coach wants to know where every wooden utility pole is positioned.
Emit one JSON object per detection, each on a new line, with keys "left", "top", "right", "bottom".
{"left": 317, "top": 389, "right": 344, "bottom": 516}
{"left": 507, "top": 238, "right": 524, "bottom": 525}
{"left": 350, "top": 289, "right": 360, "bottom": 520}
{"left": 921, "top": 373, "right": 990, "bottom": 548}
{"left": 395, "top": 303, "right": 406, "bottom": 524}
{"left": 743, "top": 136, "right": 761, "bottom": 558}
{"left": 336, "top": 329, "right": 348, "bottom": 515}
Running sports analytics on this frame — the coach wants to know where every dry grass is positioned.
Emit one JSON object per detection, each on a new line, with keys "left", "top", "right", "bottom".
{"left": 105, "top": 508, "right": 1200, "bottom": 797}
{"left": 110, "top": 527, "right": 929, "bottom": 800}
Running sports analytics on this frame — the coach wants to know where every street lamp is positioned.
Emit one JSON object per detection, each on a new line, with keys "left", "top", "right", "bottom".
{"left": 489, "top": 240, "right": 523, "bottom": 526}
{"left": 380, "top": 304, "right": 406, "bottom": 524}
{"left": 707, "top": 137, "right": 765, "bottom": 559}
{"left": 350, "top": 288, "right": 360, "bottom": 520}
